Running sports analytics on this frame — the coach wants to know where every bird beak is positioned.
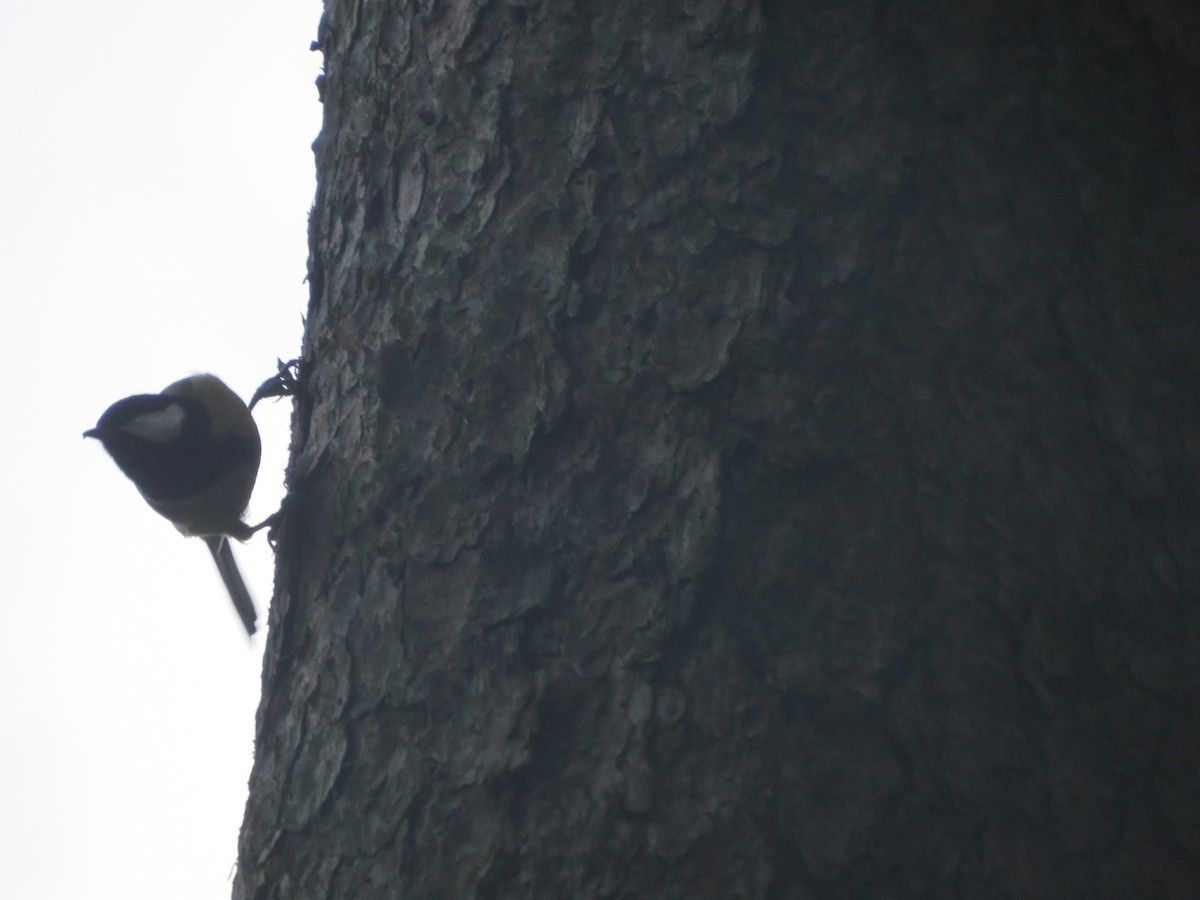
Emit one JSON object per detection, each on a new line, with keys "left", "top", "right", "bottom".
{"left": 83, "top": 428, "right": 100, "bottom": 439}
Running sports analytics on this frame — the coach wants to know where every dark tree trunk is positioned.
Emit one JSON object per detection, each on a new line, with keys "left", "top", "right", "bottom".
{"left": 237, "top": 1, "right": 1200, "bottom": 897}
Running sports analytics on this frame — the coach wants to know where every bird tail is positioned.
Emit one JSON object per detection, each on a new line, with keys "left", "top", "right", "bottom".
{"left": 204, "top": 536, "right": 258, "bottom": 636}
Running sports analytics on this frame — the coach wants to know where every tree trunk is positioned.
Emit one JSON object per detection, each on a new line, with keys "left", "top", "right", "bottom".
{"left": 236, "top": 1, "right": 1200, "bottom": 897}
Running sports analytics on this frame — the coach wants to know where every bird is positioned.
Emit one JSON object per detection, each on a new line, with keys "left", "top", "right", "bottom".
{"left": 84, "top": 373, "right": 269, "bottom": 635}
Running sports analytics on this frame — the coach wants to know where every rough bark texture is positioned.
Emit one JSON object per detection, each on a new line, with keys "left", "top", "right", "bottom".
{"left": 237, "top": 1, "right": 1200, "bottom": 897}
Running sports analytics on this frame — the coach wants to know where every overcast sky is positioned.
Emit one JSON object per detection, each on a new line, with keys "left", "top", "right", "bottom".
{"left": 1, "top": 1, "right": 322, "bottom": 896}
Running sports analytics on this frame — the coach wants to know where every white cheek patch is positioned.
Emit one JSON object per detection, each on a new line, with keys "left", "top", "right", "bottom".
{"left": 122, "top": 403, "right": 186, "bottom": 442}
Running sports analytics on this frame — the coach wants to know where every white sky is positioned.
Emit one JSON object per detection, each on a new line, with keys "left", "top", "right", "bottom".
{"left": 1, "top": 1, "right": 322, "bottom": 896}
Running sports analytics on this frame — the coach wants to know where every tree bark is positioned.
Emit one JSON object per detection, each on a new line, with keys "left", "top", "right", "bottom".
{"left": 237, "top": 1, "right": 1200, "bottom": 897}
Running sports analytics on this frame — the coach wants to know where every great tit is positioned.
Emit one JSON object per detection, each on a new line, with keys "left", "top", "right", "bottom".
{"left": 85, "top": 374, "right": 269, "bottom": 635}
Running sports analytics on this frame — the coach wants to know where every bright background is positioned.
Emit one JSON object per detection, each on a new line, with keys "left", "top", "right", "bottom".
{"left": 1, "top": 2, "right": 322, "bottom": 896}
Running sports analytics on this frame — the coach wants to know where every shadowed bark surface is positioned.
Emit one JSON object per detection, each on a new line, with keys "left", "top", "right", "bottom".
{"left": 237, "top": 1, "right": 1200, "bottom": 897}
